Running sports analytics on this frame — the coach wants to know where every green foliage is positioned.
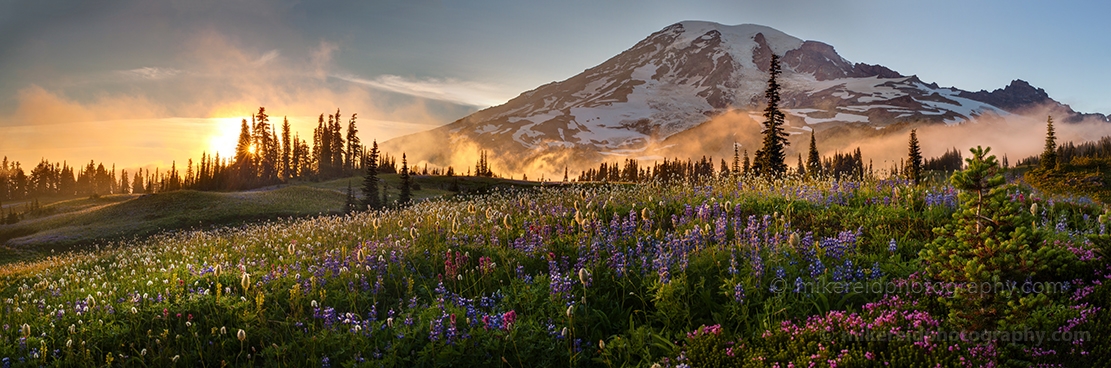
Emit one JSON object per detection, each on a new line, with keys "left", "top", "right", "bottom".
{"left": 1024, "top": 156, "right": 1111, "bottom": 203}
{"left": 922, "top": 146, "right": 1073, "bottom": 331}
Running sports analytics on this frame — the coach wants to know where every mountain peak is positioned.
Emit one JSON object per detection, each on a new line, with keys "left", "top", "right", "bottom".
{"left": 664, "top": 21, "right": 803, "bottom": 69}
{"left": 958, "top": 79, "right": 1051, "bottom": 112}
{"left": 384, "top": 21, "right": 1103, "bottom": 175}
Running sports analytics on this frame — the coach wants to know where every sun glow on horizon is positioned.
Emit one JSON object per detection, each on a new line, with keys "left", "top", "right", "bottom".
{"left": 208, "top": 117, "right": 243, "bottom": 159}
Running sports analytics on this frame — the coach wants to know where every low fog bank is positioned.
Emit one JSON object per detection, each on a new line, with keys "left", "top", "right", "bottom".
{"left": 391, "top": 105, "right": 1111, "bottom": 181}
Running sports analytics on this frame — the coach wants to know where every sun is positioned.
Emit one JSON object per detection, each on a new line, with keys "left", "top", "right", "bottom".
{"left": 208, "top": 117, "right": 244, "bottom": 159}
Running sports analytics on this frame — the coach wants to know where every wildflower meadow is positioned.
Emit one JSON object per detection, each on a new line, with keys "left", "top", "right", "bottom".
{"left": 1, "top": 150, "right": 1109, "bottom": 367}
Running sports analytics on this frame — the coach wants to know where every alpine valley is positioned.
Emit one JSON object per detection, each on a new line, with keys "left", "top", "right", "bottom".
{"left": 383, "top": 21, "right": 1109, "bottom": 175}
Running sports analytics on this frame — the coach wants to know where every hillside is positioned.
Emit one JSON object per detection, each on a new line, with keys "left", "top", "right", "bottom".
{"left": 0, "top": 175, "right": 549, "bottom": 262}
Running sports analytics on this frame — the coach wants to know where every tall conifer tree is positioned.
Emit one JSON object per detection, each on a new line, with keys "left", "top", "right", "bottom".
{"left": 281, "top": 117, "right": 291, "bottom": 180}
{"left": 752, "top": 54, "right": 789, "bottom": 176}
{"left": 235, "top": 118, "right": 253, "bottom": 187}
{"left": 398, "top": 153, "right": 412, "bottom": 206}
{"left": 1041, "top": 116, "right": 1057, "bottom": 171}
{"left": 362, "top": 141, "right": 381, "bottom": 210}
{"left": 907, "top": 129, "right": 923, "bottom": 185}
{"left": 807, "top": 131, "right": 821, "bottom": 176}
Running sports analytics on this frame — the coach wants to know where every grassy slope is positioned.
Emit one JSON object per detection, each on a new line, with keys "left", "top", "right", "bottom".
{"left": 0, "top": 175, "right": 548, "bottom": 263}
{"left": 1023, "top": 158, "right": 1111, "bottom": 203}
{"left": 0, "top": 186, "right": 344, "bottom": 256}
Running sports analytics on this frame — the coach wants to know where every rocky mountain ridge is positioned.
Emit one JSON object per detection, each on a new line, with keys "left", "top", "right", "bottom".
{"left": 384, "top": 21, "right": 1108, "bottom": 174}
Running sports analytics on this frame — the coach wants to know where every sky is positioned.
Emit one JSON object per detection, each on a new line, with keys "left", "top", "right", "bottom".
{"left": 1, "top": 0, "right": 1109, "bottom": 170}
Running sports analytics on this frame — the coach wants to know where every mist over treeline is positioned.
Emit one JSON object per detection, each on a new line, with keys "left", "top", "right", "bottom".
{"left": 0, "top": 107, "right": 420, "bottom": 201}
{"left": 4, "top": 103, "right": 1111, "bottom": 210}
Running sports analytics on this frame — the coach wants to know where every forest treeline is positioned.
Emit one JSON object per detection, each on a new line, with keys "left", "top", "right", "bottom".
{"left": 1018, "top": 135, "right": 1111, "bottom": 167}
{"left": 575, "top": 146, "right": 966, "bottom": 183}
{"left": 0, "top": 107, "right": 422, "bottom": 202}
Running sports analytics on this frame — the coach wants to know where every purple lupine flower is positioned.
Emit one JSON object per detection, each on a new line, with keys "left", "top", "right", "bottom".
{"left": 733, "top": 283, "right": 745, "bottom": 303}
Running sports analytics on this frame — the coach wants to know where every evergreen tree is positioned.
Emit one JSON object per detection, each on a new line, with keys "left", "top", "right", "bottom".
{"left": 346, "top": 114, "right": 360, "bottom": 174}
{"left": 742, "top": 150, "right": 751, "bottom": 174}
{"left": 132, "top": 170, "right": 143, "bottom": 194}
{"left": 398, "top": 153, "right": 412, "bottom": 206}
{"left": 362, "top": 141, "right": 381, "bottom": 210}
{"left": 235, "top": 118, "right": 254, "bottom": 187}
{"left": 1041, "top": 116, "right": 1057, "bottom": 171}
{"left": 752, "top": 54, "right": 789, "bottom": 177}
{"left": 796, "top": 153, "right": 805, "bottom": 176}
{"left": 281, "top": 117, "right": 292, "bottom": 180}
{"left": 344, "top": 182, "right": 356, "bottom": 214}
{"left": 330, "top": 110, "right": 345, "bottom": 176}
{"left": 119, "top": 169, "right": 130, "bottom": 194}
{"left": 921, "top": 146, "right": 1070, "bottom": 331}
{"left": 906, "top": 129, "right": 923, "bottom": 184}
{"left": 732, "top": 143, "right": 741, "bottom": 174}
{"left": 314, "top": 114, "right": 329, "bottom": 178}
{"left": 806, "top": 130, "right": 821, "bottom": 176}
{"left": 254, "top": 107, "right": 276, "bottom": 183}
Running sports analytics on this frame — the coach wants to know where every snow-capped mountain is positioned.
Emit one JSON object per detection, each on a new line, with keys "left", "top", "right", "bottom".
{"left": 384, "top": 21, "right": 1107, "bottom": 174}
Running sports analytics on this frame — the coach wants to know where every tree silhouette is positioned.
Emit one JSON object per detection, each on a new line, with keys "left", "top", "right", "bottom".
{"left": 362, "top": 141, "right": 381, "bottom": 210}
{"left": 806, "top": 131, "right": 821, "bottom": 177}
{"left": 281, "top": 117, "right": 292, "bottom": 181}
{"left": 1041, "top": 116, "right": 1057, "bottom": 171}
{"left": 346, "top": 114, "right": 360, "bottom": 174}
{"left": 796, "top": 153, "right": 805, "bottom": 176}
{"left": 732, "top": 143, "right": 741, "bottom": 175}
{"left": 907, "top": 129, "right": 923, "bottom": 184}
{"left": 344, "top": 181, "right": 356, "bottom": 214}
{"left": 752, "top": 54, "right": 789, "bottom": 177}
{"left": 742, "top": 149, "right": 750, "bottom": 175}
{"left": 235, "top": 118, "right": 254, "bottom": 188}
{"left": 398, "top": 153, "right": 412, "bottom": 206}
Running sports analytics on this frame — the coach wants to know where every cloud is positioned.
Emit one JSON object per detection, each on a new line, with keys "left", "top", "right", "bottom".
{"left": 254, "top": 49, "right": 280, "bottom": 65}
{"left": 7, "top": 85, "right": 168, "bottom": 126}
{"left": 334, "top": 74, "right": 512, "bottom": 108}
{"left": 0, "top": 31, "right": 479, "bottom": 170}
{"left": 116, "top": 67, "right": 183, "bottom": 80}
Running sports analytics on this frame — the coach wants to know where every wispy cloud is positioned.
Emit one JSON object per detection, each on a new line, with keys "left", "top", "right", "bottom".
{"left": 117, "top": 67, "right": 182, "bottom": 80}
{"left": 255, "top": 49, "right": 280, "bottom": 65}
{"left": 335, "top": 74, "right": 512, "bottom": 108}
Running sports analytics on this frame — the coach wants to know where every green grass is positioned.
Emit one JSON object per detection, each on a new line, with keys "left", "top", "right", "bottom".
{"left": 1023, "top": 157, "right": 1111, "bottom": 203}
{"left": 0, "top": 175, "right": 550, "bottom": 263}
{"left": 0, "top": 186, "right": 345, "bottom": 258}
{"left": 303, "top": 173, "right": 553, "bottom": 199}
